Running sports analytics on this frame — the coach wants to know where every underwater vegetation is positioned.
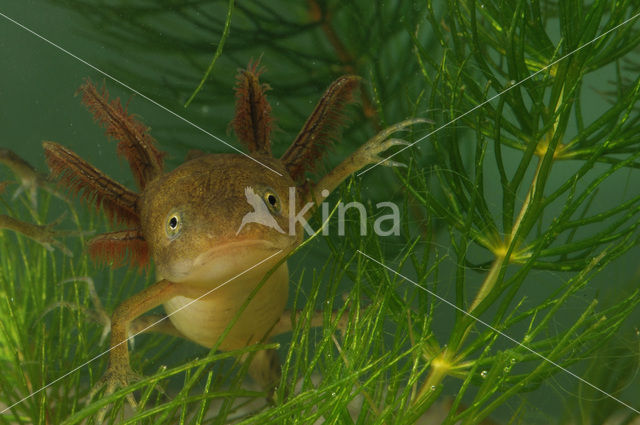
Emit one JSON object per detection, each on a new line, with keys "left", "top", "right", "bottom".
{"left": 0, "top": 0, "right": 639, "bottom": 424}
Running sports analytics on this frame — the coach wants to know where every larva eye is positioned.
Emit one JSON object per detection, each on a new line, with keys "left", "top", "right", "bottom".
{"left": 166, "top": 212, "right": 182, "bottom": 238}
{"left": 263, "top": 191, "right": 280, "bottom": 213}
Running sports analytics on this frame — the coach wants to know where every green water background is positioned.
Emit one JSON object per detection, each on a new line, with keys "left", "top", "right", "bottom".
{"left": 0, "top": 1, "right": 639, "bottom": 423}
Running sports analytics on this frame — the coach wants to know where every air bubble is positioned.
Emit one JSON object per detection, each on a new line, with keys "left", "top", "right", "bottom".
{"left": 480, "top": 370, "right": 488, "bottom": 378}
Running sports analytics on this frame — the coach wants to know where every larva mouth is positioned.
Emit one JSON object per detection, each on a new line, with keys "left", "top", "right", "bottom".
{"left": 161, "top": 238, "right": 294, "bottom": 286}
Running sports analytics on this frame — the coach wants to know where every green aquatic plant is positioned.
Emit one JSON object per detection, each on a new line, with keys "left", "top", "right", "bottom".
{"left": 0, "top": 0, "right": 639, "bottom": 423}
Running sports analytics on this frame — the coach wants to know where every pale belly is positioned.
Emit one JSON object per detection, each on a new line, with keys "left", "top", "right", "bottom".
{"left": 162, "top": 262, "right": 289, "bottom": 351}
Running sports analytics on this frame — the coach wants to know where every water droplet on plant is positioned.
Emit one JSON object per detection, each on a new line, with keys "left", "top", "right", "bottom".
{"left": 480, "top": 370, "right": 488, "bottom": 378}
{"left": 430, "top": 385, "right": 436, "bottom": 391}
